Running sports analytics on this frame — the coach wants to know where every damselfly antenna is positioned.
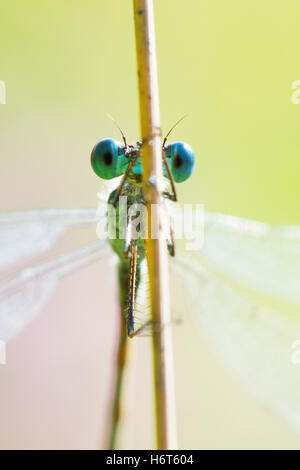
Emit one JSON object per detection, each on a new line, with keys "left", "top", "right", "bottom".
{"left": 106, "top": 114, "right": 128, "bottom": 148}
{"left": 162, "top": 115, "right": 187, "bottom": 148}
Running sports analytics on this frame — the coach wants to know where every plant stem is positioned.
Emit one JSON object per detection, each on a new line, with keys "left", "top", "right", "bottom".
{"left": 106, "top": 317, "right": 128, "bottom": 449}
{"left": 133, "top": 0, "right": 177, "bottom": 450}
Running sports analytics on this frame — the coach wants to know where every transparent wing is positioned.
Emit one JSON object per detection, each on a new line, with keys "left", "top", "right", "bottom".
{"left": 0, "top": 208, "right": 97, "bottom": 270}
{"left": 194, "top": 212, "right": 300, "bottom": 305}
{"left": 171, "top": 256, "right": 300, "bottom": 432}
{"left": 0, "top": 240, "right": 110, "bottom": 342}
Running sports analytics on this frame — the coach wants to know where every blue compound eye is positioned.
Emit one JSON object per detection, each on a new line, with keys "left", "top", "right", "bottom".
{"left": 164, "top": 141, "right": 195, "bottom": 183}
{"left": 91, "top": 138, "right": 125, "bottom": 180}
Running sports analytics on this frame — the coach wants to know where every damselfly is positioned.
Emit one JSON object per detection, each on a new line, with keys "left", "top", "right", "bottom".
{"left": 1, "top": 130, "right": 300, "bottom": 434}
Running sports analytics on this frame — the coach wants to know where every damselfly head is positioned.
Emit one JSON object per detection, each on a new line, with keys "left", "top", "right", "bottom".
{"left": 91, "top": 136, "right": 195, "bottom": 183}
{"left": 91, "top": 137, "right": 195, "bottom": 183}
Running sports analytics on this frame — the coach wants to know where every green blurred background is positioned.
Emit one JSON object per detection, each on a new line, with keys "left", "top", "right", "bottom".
{"left": 0, "top": 0, "right": 300, "bottom": 449}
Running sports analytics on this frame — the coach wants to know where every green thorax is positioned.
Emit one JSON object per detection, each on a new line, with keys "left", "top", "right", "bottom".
{"left": 107, "top": 179, "right": 146, "bottom": 262}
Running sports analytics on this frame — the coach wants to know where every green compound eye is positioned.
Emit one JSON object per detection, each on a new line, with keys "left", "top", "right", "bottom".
{"left": 91, "top": 138, "right": 126, "bottom": 180}
{"left": 163, "top": 141, "right": 195, "bottom": 183}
